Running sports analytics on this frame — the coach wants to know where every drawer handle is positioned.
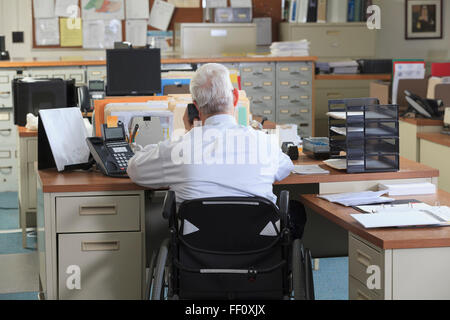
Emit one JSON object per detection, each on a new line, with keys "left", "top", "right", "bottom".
{"left": 253, "top": 100, "right": 263, "bottom": 104}
{"left": 327, "top": 93, "right": 343, "bottom": 98}
{"left": 357, "top": 290, "right": 371, "bottom": 300}
{"left": 0, "top": 166, "right": 13, "bottom": 173}
{"left": 356, "top": 249, "right": 372, "bottom": 268}
{"left": 290, "top": 100, "right": 300, "bottom": 103}
{"left": 290, "top": 85, "right": 300, "bottom": 89}
{"left": 253, "top": 72, "right": 263, "bottom": 76}
{"left": 0, "top": 151, "right": 11, "bottom": 159}
{"left": 79, "top": 204, "right": 117, "bottom": 216}
{"left": 0, "top": 91, "right": 11, "bottom": 96}
{"left": 0, "top": 129, "right": 12, "bottom": 135}
{"left": 81, "top": 241, "right": 120, "bottom": 252}
{"left": 326, "top": 30, "right": 341, "bottom": 36}
{"left": 290, "top": 71, "right": 300, "bottom": 75}
{"left": 253, "top": 86, "right": 263, "bottom": 89}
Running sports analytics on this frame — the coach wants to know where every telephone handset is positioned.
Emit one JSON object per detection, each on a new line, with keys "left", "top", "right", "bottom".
{"left": 86, "top": 122, "right": 134, "bottom": 177}
{"left": 404, "top": 90, "right": 443, "bottom": 119}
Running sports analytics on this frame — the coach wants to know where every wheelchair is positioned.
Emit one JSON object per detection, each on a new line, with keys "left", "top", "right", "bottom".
{"left": 147, "top": 190, "right": 315, "bottom": 300}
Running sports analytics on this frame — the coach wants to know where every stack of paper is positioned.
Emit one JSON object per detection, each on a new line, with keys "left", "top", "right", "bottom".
{"left": 330, "top": 126, "right": 363, "bottom": 136}
{"left": 270, "top": 40, "right": 310, "bottom": 57}
{"left": 378, "top": 183, "right": 436, "bottom": 196}
{"left": 392, "top": 61, "right": 426, "bottom": 104}
{"left": 351, "top": 204, "right": 450, "bottom": 228}
{"left": 293, "top": 165, "right": 329, "bottom": 175}
{"left": 329, "top": 61, "right": 359, "bottom": 74}
{"left": 318, "top": 190, "right": 394, "bottom": 206}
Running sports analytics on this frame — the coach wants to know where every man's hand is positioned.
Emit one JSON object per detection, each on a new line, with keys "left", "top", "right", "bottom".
{"left": 183, "top": 107, "right": 195, "bottom": 131}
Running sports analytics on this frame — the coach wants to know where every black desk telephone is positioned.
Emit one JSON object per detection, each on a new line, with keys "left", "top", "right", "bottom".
{"left": 86, "top": 122, "right": 134, "bottom": 177}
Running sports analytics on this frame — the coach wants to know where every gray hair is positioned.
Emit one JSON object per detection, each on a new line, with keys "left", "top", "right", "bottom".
{"left": 189, "top": 63, "right": 234, "bottom": 115}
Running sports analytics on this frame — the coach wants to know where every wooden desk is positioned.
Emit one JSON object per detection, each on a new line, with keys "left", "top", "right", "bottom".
{"left": 300, "top": 191, "right": 450, "bottom": 300}
{"left": 18, "top": 126, "right": 37, "bottom": 137}
{"left": 417, "top": 132, "right": 450, "bottom": 193}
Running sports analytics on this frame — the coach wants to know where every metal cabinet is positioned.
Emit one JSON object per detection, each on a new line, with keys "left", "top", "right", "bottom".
{"left": 38, "top": 189, "right": 146, "bottom": 300}
{"left": 27, "top": 67, "right": 86, "bottom": 84}
{"left": 0, "top": 109, "right": 18, "bottom": 192}
{"left": 0, "top": 70, "right": 16, "bottom": 108}
{"left": 276, "top": 62, "right": 314, "bottom": 137}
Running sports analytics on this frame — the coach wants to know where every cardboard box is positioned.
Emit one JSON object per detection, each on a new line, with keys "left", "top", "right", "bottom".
{"left": 370, "top": 81, "right": 391, "bottom": 105}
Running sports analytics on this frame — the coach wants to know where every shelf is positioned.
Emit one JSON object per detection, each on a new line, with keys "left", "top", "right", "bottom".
{"left": 316, "top": 74, "right": 391, "bottom": 81}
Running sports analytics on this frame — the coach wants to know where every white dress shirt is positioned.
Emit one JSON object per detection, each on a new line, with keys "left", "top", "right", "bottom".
{"left": 127, "top": 114, "right": 293, "bottom": 204}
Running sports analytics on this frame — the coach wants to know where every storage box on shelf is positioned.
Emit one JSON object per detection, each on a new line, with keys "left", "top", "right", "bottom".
{"left": 328, "top": 98, "right": 399, "bottom": 173}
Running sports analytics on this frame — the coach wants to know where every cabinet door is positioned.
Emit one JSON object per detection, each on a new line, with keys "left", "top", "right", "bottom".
{"left": 58, "top": 232, "right": 143, "bottom": 300}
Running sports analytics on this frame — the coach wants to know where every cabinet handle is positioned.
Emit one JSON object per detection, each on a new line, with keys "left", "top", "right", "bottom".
{"left": 356, "top": 249, "right": 372, "bottom": 268}
{"left": 253, "top": 100, "right": 263, "bottom": 104}
{"left": 253, "top": 86, "right": 263, "bottom": 89}
{"left": 289, "top": 71, "right": 300, "bottom": 75}
{"left": 0, "top": 151, "right": 11, "bottom": 159}
{"left": 290, "top": 100, "right": 300, "bottom": 103}
{"left": 0, "top": 91, "right": 11, "bottom": 96}
{"left": 326, "top": 30, "right": 341, "bottom": 36}
{"left": 327, "top": 92, "right": 343, "bottom": 98}
{"left": 79, "top": 204, "right": 117, "bottom": 216}
{"left": 0, "top": 166, "right": 13, "bottom": 173}
{"left": 81, "top": 241, "right": 120, "bottom": 252}
{"left": 0, "top": 128, "right": 12, "bottom": 133}
{"left": 357, "top": 290, "right": 371, "bottom": 300}
{"left": 253, "top": 72, "right": 263, "bottom": 76}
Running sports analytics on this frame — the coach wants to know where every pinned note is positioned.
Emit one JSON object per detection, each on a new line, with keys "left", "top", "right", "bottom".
{"left": 107, "top": 116, "right": 118, "bottom": 128}
{"left": 60, "top": 18, "right": 83, "bottom": 47}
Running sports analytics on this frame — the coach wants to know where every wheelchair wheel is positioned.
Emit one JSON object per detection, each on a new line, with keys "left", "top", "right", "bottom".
{"left": 145, "top": 250, "right": 158, "bottom": 300}
{"left": 151, "top": 239, "right": 170, "bottom": 300}
{"left": 292, "top": 239, "right": 306, "bottom": 300}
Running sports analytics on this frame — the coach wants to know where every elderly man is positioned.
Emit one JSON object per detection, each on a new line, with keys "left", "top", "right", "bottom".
{"left": 127, "top": 63, "right": 306, "bottom": 238}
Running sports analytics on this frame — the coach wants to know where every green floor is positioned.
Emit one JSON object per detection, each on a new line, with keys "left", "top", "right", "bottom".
{"left": 0, "top": 192, "right": 348, "bottom": 300}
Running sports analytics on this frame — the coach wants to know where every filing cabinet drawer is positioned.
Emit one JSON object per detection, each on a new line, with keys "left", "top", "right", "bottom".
{"left": 242, "top": 79, "right": 275, "bottom": 96}
{"left": 277, "top": 79, "right": 312, "bottom": 93}
{"left": 349, "top": 276, "right": 380, "bottom": 300}
{"left": 240, "top": 63, "right": 275, "bottom": 80}
{"left": 277, "top": 93, "right": 311, "bottom": 108}
{"left": 0, "top": 72, "right": 14, "bottom": 108}
{"left": 277, "top": 62, "right": 313, "bottom": 80}
{"left": 0, "top": 111, "right": 16, "bottom": 146}
{"left": 58, "top": 232, "right": 143, "bottom": 300}
{"left": 277, "top": 107, "right": 311, "bottom": 123}
{"left": 349, "top": 234, "right": 384, "bottom": 296}
{"left": 86, "top": 66, "right": 107, "bottom": 82}
{"left": 56, "top": 195, "right": 141, "bottom": 233}
{"left": 0, "top": 157, "right": 18, "bottom": 192}
{"left": 251, "top": 105, "right": 276, "bottom": 122}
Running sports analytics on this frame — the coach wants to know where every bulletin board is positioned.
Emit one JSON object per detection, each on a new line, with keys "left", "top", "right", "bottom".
{"left": 32, "top": 0, "right": 282, "bottom": 49}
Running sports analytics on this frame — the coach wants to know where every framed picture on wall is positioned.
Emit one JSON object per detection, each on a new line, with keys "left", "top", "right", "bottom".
{"left": 405, "top": 0, "right": 443, "bottom": 39}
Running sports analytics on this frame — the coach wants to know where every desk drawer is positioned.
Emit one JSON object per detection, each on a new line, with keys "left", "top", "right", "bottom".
{"left": 56, "top": 195, "right": 141, "bottom": 233}
{"left": 349, "top": 234, "right": 384, "bottom": 295}
{"left": 349, "top": 276, "right": 380, "bottom": 300}
{"left": 58, "top": 232, "right": 142, "bottom": 300}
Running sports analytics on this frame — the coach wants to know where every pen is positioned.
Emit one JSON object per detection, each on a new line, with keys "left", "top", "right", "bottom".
{"left": 130, "top": 124, "right": 139, "bottom": 144}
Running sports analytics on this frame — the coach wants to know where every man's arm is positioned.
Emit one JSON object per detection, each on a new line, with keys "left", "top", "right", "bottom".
{"left": 127, "top": 143, "right": 167, "bottom": 188}
{"left": 274, "top": 149, "right": 294, "bottom": 182}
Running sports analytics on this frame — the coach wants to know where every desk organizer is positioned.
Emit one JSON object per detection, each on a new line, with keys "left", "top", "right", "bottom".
{"left": 328, "top": 98, "right": 399, "bottom": 173}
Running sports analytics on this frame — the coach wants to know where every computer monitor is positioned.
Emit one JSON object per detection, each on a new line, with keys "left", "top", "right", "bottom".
{"left": 12, "top": 78, "right": 76, "bottom": 126}
{"left": 106, "top": 48, "right": 161, "bottom": 96}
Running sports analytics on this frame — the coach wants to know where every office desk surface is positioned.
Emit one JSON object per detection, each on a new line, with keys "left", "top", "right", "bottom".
{"left": 417, "top": 132, "right": 450, "bottom": 148}
{"left": 300, "top": 190, "right": 450, "bottom": 250}
{"left": 38, "top": 156, "right": 438, "bottom": 193}
{"left": 18, "top": 126, "right": 38, "bottom": 137}
{"left": 400, "top": 117, "right": 444, "bottom": 127}
{"left": 277, "top": 155, "right": 439, "bottom": 185}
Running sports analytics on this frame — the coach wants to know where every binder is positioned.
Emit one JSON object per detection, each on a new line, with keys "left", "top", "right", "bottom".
{"left": 297, "top": 0, "right": 309, "bottom": 23}
{"left": 347, "top": 0, "right": 355, "bottom": 22}
{"left": 431, "top": 63, "right": 450, "bottom": 77}
{"left": 317, "top": 0, "right": 327, "bottom": 23}
{"left": 327, "top": 0, "right": 347, "bottom": 23}
{"left": 354, "top": 0, "right": 362, "bottom": 22}
{"left": 307, "top": 0, "right": 318, "bottom": 22}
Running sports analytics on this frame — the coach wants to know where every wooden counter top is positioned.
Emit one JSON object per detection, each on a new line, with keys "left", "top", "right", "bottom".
{"left": 276, "top": 155, "right": 439, "bottom": 185}
{"left": 417, "top": 132, "right": 450, "bottom": 148}
{"left": 38, "top": 169, "right": 148, "bottom": 193}
{"left": 300, "top": 190, "right": 450, "bottom": 249}
{"left": 39, "top": 156, "right": 438, "bottom": 193}
{"left": 0, "top": 55, "right": 317, "bottom": 69}
{"left": 400, "top": 117, "right": 444, "bottom": 126}
{"left": 18, "top": 126, "right": 37, "bottom": 137}
{"left": 315, "top": 74, "right": 391, "bottom": 81}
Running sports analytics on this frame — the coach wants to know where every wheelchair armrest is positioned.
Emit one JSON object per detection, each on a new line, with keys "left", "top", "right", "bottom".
{"left": 279, "top": 190, "right": 289, "bottom": 227}
{"left": 162, "top": 190, "right": 176, "bottom": 220}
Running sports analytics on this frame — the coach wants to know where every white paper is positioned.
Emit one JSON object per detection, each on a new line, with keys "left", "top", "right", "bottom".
{"left": 206, "top": 0, "right": 227, "bottom": 8}
{"left": 148, "top": 0, "right": 175, "bottom": 31}
{"left": 81, "top": 0, "right": 125, "bottom": 20}
{"left": 126, "top": 20, "right": 148, "bottom": 47}
{"left": 33, "top": 0, "right": 55, "bottom": 18}
{"left": 126, "top": 0, "right": 150, "bottom": 19}
{"left": 293, "top": 165, "right": 329, "bottom": 175}
{"left": 351, "top": 211, "right": 441, "bottom": 229}
{"left": 55, "top": 0, "right": 80, "bottom": 17}
{"left": 230, "top": 0, "right": 252, "bottom": 7}
{"left": 82, "top": 20, "right": 105, "bottom": 48}
{"left": 378, "top": 182, "right": 436, "bottom": 196}
{"left": 318, "top": 190, "right": 394, "bottom": 206}
{"left": 392, "top": 63, "right": 425, "bottom": 104}
{"left": 35, "top": 18, "right": 60, "bottom": 46}
{"left": 39, "top": 108, "right": 90, "bottom": 172}
{"left": 104, "top": 19, "right": 123, "bottom": 48}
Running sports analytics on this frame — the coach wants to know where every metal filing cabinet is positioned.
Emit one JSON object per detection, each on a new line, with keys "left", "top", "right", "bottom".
{"left": 27, "top": 67, "right": 86, "bottom": 85}
{"left": 276, "top": 62, "right": 313, "bottom": 137}
{"left": 240, "top": 62, "right": 276, "bottom": 122}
